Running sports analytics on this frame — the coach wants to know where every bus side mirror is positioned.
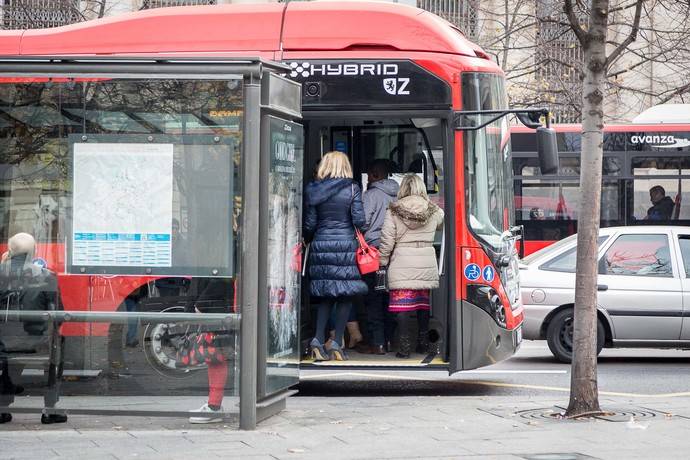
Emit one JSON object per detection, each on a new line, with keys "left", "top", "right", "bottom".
{"left": 537, "top": 126, "right": 558, "bottom": 175}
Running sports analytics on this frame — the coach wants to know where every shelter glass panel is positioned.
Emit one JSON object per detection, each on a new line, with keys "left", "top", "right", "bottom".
{"left": 264, "top": 117, "right": 303, "bottom": 397}
{"left": 0, "top": 77, "right": 243, "bottom": 420}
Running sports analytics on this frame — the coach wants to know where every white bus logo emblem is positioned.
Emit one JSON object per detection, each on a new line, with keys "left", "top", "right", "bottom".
{"left": 383, "top": 78, "right": 397, "bottom": 95}
{"left": 383, "top": 77, "right": 410, "bottom": 95}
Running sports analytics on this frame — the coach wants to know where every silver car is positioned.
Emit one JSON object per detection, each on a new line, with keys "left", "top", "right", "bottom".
{"left": 520, "top": 226, "right": 690, "bottom": 362}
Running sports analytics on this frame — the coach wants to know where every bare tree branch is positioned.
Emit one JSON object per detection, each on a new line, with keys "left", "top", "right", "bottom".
{"left": 605, "top": 0, "right": 645, "bottom": 67}
{"left": 564, "top": 0, "right": 587, "bottom": 46}
{"left": 657, "top": 80, "right": 690, "bottom": 103}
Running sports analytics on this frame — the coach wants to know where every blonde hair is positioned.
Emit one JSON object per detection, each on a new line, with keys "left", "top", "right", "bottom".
{"left": 397, "top": 174, "right": 428, "bottom": 200}
{"left": 316, "top": 151, "right": 353, "bottom": 180}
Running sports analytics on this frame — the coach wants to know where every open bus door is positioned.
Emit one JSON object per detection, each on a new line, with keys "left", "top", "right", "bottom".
{"left": 298, "top": 112, "right": 453, "bottom": 369}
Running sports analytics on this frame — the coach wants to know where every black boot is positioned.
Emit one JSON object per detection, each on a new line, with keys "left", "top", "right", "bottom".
{"left": 41, "top": 413, "right": 68, "bottom": 424}
{"left": 395, "top": 312, "right": 411, "bottom": 358}
{"left": 415, "top": 332, "right": 429, "bottom": 355}
{"left": 415, "top": 310, "right": 431, "bottom": 355}
{"left": 0, "top": 413, "right": 11, "bottom": 424}
{"left": 396, "top": 333, "right": 411, "bottom": 358}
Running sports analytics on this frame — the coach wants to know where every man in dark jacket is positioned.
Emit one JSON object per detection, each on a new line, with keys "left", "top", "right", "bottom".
{"left": 646, "top": 185, "right": 675, "bottom": 221}
{"left": 0, "top": 233, "right": 66, "bottom": 424}
{"left": 360, "top": 160, "right": 399, "bottom": 354}
{"left": 364, "top": 160, "right": 400, "bottom": 247}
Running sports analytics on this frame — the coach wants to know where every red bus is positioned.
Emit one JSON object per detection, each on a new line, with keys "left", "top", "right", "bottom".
{"left": 512, "top": 123, "right": 690, "bottom": 255}
{"left": 0, "top": 2, "right": 550, "bottom": 385}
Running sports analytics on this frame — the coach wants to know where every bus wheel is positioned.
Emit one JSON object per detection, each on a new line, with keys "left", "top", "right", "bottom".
{"left": 108, "top": 305, "right": 206, "bottom": 393}
{"left": 140, "top": 306, "right": 205, "bottom": 380}
{"left": 546, "top": 308, "right": 604, "bottom": 363}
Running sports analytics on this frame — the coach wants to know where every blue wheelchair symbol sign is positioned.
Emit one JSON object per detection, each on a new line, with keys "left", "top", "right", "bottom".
{"left": 482, "top": 266, "right": 495, "bottom": 282}
{"left": 464, "top": 263, "right": 481, "bottom": 281}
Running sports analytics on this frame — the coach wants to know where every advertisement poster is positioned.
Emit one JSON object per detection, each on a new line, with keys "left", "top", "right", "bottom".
{"left": 265, "top": 116, "right": 303, "bottom": 396}
{"left": 71, "top": 142, "right": 174, "bottom": 268}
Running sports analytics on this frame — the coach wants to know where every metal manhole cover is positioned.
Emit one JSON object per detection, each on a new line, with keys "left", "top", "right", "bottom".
{"left": 594, "top": 408, "right": 658, "bottom": 422}
{"left": 516, "top": 407, "right": 567, "bottom": 421}
{"left": 515, "top": 407, "right": 659, "bottom": 422}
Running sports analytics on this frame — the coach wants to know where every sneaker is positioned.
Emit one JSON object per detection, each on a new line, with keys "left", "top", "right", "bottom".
{"left": 189, "top": 403, "right": 224, "bottom": 424}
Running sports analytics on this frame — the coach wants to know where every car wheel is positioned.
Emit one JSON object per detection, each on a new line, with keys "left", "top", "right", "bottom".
{"left": 546, "top": 308, "right": 605, "bottom": 363}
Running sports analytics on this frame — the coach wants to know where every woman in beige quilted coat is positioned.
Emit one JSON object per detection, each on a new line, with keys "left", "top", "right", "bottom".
{"left": 379, "top": 174, "right": 444, "bottom": 358}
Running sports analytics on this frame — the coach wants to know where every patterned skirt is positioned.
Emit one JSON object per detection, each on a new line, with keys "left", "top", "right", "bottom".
{"left": 388, "top": 289, "right": 431, "bottom": 313}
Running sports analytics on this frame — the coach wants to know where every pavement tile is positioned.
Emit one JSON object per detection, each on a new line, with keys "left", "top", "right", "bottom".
{"left": 5, "top": 393, "right": 690, "bottom": 459}
{"left": 458, "top": 439, "right": 523, "bottom": 456}
{"left": 0, "top": 453, "right": 61, "bottom": 460}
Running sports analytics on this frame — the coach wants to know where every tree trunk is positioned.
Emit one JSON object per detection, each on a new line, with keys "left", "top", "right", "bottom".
{"left": 566, "top": 0, "right": 609, "bottom": 417}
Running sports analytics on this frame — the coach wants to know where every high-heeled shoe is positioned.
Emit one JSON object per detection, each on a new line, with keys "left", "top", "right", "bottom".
{"left": 309, "top": 338, "right": 329, "bottom": 361}
{"left": 346, "top": 321, "right": 363, "bottom": 349}
{"left": 328, "top": 340, "right": 348, "bottom": 361}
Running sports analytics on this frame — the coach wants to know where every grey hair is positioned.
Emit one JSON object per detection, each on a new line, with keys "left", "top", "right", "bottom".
{"left": 9, "top": 232, "right": 35, "bottom": 258}
{"left": 3, "top": 232, "right": 37, "bottom": 278}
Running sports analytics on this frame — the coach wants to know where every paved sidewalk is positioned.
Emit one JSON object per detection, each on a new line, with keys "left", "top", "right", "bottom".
{"left": 2, "top": 393, "right": 690, "bottom": 460}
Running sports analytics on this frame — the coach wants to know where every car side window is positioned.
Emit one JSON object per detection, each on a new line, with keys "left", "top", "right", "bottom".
{"left": 540, "top": 236, "right": 608, "bottom": 272}
{"left": 599, "top": 234, "right": 672, "bottom": 277}
{"left": 678, "top": 236, "right": 690, "bottom": 277}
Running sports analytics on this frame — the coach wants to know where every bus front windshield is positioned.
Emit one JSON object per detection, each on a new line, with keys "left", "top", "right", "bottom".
{"left": 462, "top": 73, "right": 513, "bottom": 251}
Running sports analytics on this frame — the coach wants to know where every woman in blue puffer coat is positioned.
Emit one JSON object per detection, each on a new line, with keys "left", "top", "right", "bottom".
{"left": 304, "top": 151, "right": 368, "bottom": 361}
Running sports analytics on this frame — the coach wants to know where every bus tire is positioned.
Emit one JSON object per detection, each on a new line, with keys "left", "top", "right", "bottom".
{"left": 546, "top": 308, "right": 604, "bottom": 363}
{"left": 108, "top": 305, "right": 207, "bottom": 394}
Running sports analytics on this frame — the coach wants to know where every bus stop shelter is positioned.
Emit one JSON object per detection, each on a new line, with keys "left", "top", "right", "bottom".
{"left": 0, "top": 58, "right": 302, "bottom": 430}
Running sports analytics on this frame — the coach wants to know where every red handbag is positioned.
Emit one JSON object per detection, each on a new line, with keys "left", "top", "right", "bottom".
{"left": 355, "top": 229, "right": 380, "bottom": 274}
{"left": 290, "top": 242, "right": 303, "bottom": 272}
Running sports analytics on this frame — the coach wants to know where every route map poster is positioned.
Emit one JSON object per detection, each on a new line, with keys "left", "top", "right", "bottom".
{"left": 71, "top": 142, "right": 174, "bottom": 270}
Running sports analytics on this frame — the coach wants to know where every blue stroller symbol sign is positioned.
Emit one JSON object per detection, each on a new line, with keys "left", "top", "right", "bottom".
{"left": 482, "top": 266, "right": 495, "bottom": 282}
{"left": 464, "top": 263, "right": 481, "bottom": 281}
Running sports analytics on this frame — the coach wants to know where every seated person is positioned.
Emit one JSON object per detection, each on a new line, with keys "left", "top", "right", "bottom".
{"left": 1, "top": 233, "right": 66, "bottom": 425}
{"left": 529, "top": 207, "right": 545, "bottom": 220}
{"left": 645, "top": 186, "right": 675, "bottom": 221}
